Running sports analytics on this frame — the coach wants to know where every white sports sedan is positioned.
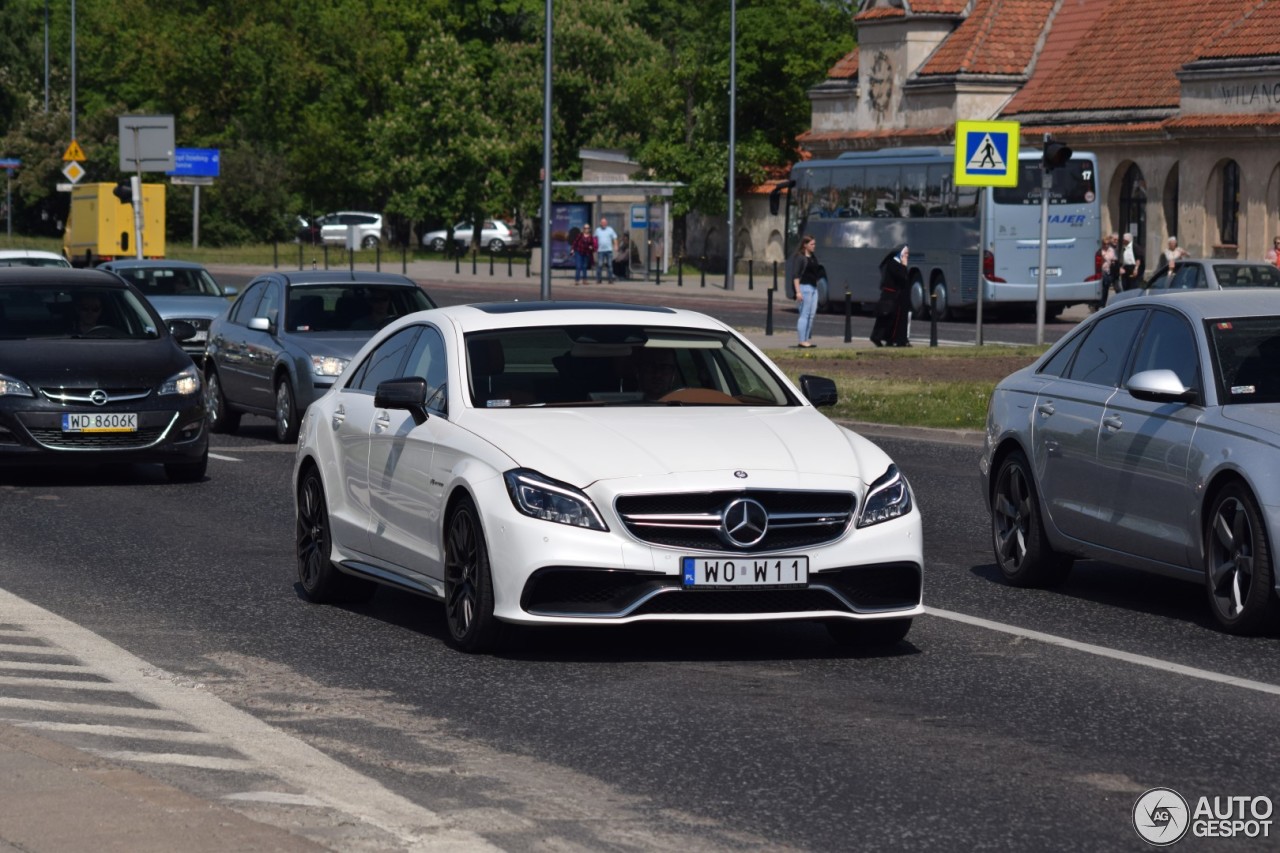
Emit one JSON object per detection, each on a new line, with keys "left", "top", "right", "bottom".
{"left": 294, "top": 302, "right": 923, "bottom": 652}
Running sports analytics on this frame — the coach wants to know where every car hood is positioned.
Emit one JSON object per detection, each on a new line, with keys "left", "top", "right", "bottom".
{"left": 1220, "top": 405, "right": 1280, "bottom": 445}
{"left": 285, "top": 331, "right": 376, "bottom": 359}
{"left": 146, "top": 295, "right": 230, "bottom": 321}
{"left": 458, "top": 406, "right": 890, "bottom": 488}
{"left": 0, "top": 338, "right": 190, "bottom": 386}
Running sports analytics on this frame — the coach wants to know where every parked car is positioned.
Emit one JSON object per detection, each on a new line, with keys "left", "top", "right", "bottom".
{"left": 0, "top": 268, "right": 208, "bottom": 481}
{"left": 98, "top": 260, "right": 237, "bottom": 366}
{"left": 0, "top": 249, "right": 72, "bottom": 268}
{"left": 204, "top": 271, "right": 435, "bottom": 443}
{"left": 421, "top": 219, "right": 517, "bottom": 253}
{"left": 292, "top": 301, "right": 924, "bottom": 653}
{"left": 295, "top": 216, "right": 322, "bottom": 245}
{"left": 1111, "top": 259, "right": 1280, "bottom": 304}
{"left": 981, "top": 289, "right": 1280, "bottom": 634}
{"left": 314, "top": 212, "right": 385, "bottom": 249}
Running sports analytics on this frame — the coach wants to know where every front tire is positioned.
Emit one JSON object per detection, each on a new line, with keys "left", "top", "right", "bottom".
{"left": 991, "top": 450, "right": 1073, "bottom": 587}
{"left": 296, "top": 467, "right": 375, "bottom": 604}
{"left": 275, "top": 376, "right": 299, "bottom": 444}
{"left": 361, "top": 234, "right": 379, "bottom": 249}
{"left": 443, "top": 496, "right": 503, "bottom": 653}
{"left": 1205, "top": 483, "right": 1278, "bottom": 635}
{"left": 429, "top": 237, "right": 446, "bottom": 252}
{"left": 206, "top": 368, "right": 240, "bottom": 434}
{"left": 487, "top": 238, "right": 506, "bottom": 253}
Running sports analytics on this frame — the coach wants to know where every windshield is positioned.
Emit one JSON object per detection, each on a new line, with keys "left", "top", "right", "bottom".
{"left": 1210, "top": 317, "right": 1280, "bottom": 404}
{"left": 110, "top": 265, "right": 224, "bottom": 297}
{"left": 0, "top": 285, "right": 160, "bottom": 340}
{"left": 465, "top": 325, "right": 796, "bottom": 408}
{"left": 0, "top": 255, "right": 71, "bottom": 268}
{"left": 286, "top": 284, "right": 435, "bottom": 332}
{"left": 993, "top": 160, "right": 1096, "bottom": 206}
{"left": 1212, "top": 265, "right": 1280, "bottom": 288}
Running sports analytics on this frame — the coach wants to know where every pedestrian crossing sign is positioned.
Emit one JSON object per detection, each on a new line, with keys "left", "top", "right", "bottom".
{"left": 954, "top": 120, "right": 1020, "bottom": 187}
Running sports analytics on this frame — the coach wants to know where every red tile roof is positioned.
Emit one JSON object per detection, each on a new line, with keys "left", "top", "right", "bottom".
{"left": 908, "top": 0, "right": 970, "bottom": 12}
{"left": 1164, "top": 113, "right": 1280, "bottom": 129}
{"left": 828, "top": 50, "right": 860, "bottom": 80}
{"left": 919, "top": 0, "right": 1056, "bottom": 76}
{"left": 1197, "top": 0, "right": 1276, "bottom": 59}
{"left": 797, "top": 126, "right": 953, "bottom": 145}
{"left": 1003, "top": 0, "right": 1264, "bottom": 114}
{"left": 855, "top": 6, "right": 906, "bottom": 20}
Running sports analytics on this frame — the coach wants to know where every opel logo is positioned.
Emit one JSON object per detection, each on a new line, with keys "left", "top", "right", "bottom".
{"left": 89, "top": 389, "right": 109, "bottom": 406}
{"left": 721, "top": 498, "right": 769, "bottom": 548}
{"left": 734, "top": 470, "right": 748, "bottom": 479}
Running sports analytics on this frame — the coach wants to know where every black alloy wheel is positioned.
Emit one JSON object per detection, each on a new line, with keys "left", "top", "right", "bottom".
{"left": 443, "top": 497, "right": 502, "bottom": 653}
{"left": 1205, "top": 483, "right": 1278, "bottom": 635}
{"left": 991, "top": 450, "right": 1073, "bottom": 587}
{"left": 296, "top": 467, "right": 374, "bottom": 603}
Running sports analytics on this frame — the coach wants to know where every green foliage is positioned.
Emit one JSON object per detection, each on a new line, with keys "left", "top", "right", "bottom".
{"left": 0, "top": 0, "right": 852, "bottom": 248}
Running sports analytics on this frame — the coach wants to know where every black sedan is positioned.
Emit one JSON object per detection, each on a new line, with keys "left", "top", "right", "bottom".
{"left": 0, "top": 268, "right": 208, "bottom": 482}
{"left": 205, "top": 271, "right": 435, "bottom": 443}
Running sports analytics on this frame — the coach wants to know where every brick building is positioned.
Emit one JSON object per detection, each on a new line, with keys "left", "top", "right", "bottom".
{"left": 793, "top": 0, "right": 1280, "bottom": 268}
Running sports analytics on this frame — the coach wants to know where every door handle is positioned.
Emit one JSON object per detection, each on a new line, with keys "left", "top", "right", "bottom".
{"left": 1037, "top": 402, "right": 1055, "bottom": 417}
{"left": 330, "top": 404, "right": 345, "bottom": 430}
{"left": 1103, "top": 415, "right": 1123, "bottom": 431}
{"left": 374, "top": 412, "right": 391, "bottom": 434}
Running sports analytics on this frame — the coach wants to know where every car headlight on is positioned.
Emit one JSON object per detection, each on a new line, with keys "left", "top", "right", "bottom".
{"left": 311, "top": 355, "right": 349, "bottom": 377}
{"left": 856, "top": 464, "right": 913, "bottom": 528}
{"left": 504, "top": 469, "right": 608, "bottom": 531}
{"left": 0, "top": 373, "right": 33, "bottom": 397}
{"left": 160, "top": 365, "right": 201, "bottom": 396}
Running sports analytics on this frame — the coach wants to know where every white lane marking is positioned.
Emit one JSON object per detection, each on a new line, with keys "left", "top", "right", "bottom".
{"left": 927, "top": 607, "right": 1280, "bottom": 697}
{"left": 87, "top": 749, "right": 258, "bottom": 771}
{"left": 209, "top": 452, "right": 241, "bottom": 462}
{"left": 0, "top": 661, "right": 94, "bottom": 674}
{"left": 17, "top": 721, "right": 222, "bottom": 744}
{"left": 0, "top": 586, "right": 497, "bottom": 852}
{"left": 0, "top": 674, "right": 135, "bottom": 692}
{"left": 0, "top": 698, "right": 183, "bottom": 720}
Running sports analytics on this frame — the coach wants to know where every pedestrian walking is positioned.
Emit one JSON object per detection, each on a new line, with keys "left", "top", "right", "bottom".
{"left": 593, "top": 217, "right": 618, "bottom": 283}
{"left": 790, "top": 235, "right": 823, "bottom": 348}
{"left": 1096, "top": 234, "right": 1118, "bottom": 308}
{"left": 870, "top": 244, "right": 911, "bottom": 347}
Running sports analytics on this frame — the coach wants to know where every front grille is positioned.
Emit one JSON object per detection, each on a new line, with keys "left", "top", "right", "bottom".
{"left": 521, "top": 564, "right": 920, "bottom": 618}
{"left": 26, "top": 426, "right": 168, "bottom": 450}
{"left": 615, "top": 489, "right": 855, "bottom": 552}
{"left": 39, "top": 387, "right": 152, "bottom": 405}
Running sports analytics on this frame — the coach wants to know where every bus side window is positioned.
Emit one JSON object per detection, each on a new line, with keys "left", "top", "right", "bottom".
{"left": 953, "top": 186, "right": 978, "bottom": 218}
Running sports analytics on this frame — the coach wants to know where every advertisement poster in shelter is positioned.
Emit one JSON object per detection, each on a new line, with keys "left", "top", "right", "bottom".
{"left": 550, "top": 203, "right": 592, "bottom": 268}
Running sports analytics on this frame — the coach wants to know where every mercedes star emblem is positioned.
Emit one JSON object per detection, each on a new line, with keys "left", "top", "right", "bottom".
{"left": 721, "top": 498, "right": 769, "bottom": 548}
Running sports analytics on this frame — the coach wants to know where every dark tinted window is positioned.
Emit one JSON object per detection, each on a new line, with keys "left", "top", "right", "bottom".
{"left": 993, "top": 160, "right": 1096, "bottom": 206}
{"left": 353, "top": 327, "right": 421, "bottom": 393}
{"left": 1038, "top": 329, "right": 1086, "bottom": 377}
{"left": 1066, "top": 309, "right": 1144, "bottom": 387}
{"left": 1211, "top": 317, "right": 1280, "bottom": 404}
{"left": 1129, "top": 309, "right": 1199, "bottom": 391}
{"left": 256, "top": 282, "right": 280, "bottom": 324}
{"left": 228, "top": 282, "right": 265, "bottom": 324}
{"left": 403, "top": 325, "right": 448, "bottom": 413}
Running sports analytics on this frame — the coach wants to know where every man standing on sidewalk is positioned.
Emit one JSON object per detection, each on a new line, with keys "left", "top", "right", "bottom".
{"left": 594, "top": 217, "right": 618, "bottom": 284}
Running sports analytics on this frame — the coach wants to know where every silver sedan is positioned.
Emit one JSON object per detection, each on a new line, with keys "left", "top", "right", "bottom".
{"left": 980, "top": 290, "right": 1280, "bottom": 634}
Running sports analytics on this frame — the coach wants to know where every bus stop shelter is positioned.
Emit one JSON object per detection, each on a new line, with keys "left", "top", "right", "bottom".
{"left": 553, "top": 180, "right": 684, "bottom": 273}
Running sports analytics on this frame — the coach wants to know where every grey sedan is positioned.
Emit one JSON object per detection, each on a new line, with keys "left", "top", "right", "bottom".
{"left": 980, "top": 290, "right": 1280, "bottom": 634}
{"left": 1111, "top": 258, "right": 1280, "bottom": 304}
{"left": 204, "top": 271, "right": 434, "bottom": 442}
{"left": 99, "top": 260, "right": 237, "bottom": 365}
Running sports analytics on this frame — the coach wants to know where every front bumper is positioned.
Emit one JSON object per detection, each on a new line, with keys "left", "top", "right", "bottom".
{"left": 0, "top": 399, "right": 207, "bottom": 467}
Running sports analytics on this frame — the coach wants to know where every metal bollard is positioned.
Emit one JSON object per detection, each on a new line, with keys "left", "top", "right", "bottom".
{"left": 375, "top": 243, "right": 381, "bottom": 272}
{"left": 772, "top": 260, "right": 778, "bottom": 291}
{"left": 678, "top": 257, "right": 683, "bottom": 287}
{"left": 455, "top": 252, "right": 460, "bottom": 274}
{"left": 930, "top": 290, "right": 939, "bottom": 347}
{"left": 655, "top": 262, "right": 661, "bottom": 286}
{"left": 489, "top": 252, "right": 494, "bottom": 276}
{"left": 323, "top": 244, "right": 329, "bottom": 270}
{"left": 766, "top": 290, "right": 774, "bottom": 336}
{"left": 349, "top": 248, "right": 354, "bottom": 274}
{"left": 844, "top": 290, "right": 853, "bottom": 343}
{"left": 507, "top": 252, "right": 513, "bottom": 277}
{"left": 402, "top": 243, "right": 407, "bottom": 274}
{"left": 472, "top": 250, "right": 477, "bottom": 275}
{"left": 700, "top": 259, "right": 706, "bottom": 288}
{"left": 748, "top": 259, "right": 754, "bottom": 291}
{"left": 526, "top": 254, "right": 531, "bottom": 278}
{"left": 298, "top": 243, "right": 303, "bottom": 270}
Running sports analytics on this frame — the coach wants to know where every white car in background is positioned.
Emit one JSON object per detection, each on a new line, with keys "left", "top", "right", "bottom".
{"left": 421, "top": 219, "right": 517, "bottom": 253}
{"left": 294, "top": 302, "right": 924, "bottom": 653}
{"left": 0, "top": 249, "right": 72, "bottom": 268}
{"left": 314, "top": 212, "right": 385, "bottom": 249}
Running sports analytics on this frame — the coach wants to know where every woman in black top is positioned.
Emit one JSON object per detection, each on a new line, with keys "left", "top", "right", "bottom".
{"left": 870, "top": 243, "right": 911, "bottom": 347}
{"left": 790, "top": 235, "right": 823, "bottom": 348}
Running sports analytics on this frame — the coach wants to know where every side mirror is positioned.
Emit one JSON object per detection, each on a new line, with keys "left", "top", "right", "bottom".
{"left": 1127, "top": 369, "right": 1197, "bottom": 404}
{"left": 375, "top": 377, "right": 430, "bottom": 425}
{"left": 222, "top": 286, "right": 239, "bottom": 298}
{"left": 799, "top": 374, "right": 838, "bottom": 408}
{"left": 168, "top": 319, "right": 197, "bottom": 341}
{"left": 248, "top": 316, "right": 272, "bottom": 333}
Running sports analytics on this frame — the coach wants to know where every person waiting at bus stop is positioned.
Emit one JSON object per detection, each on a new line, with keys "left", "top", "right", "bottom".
{"left": 870, "top": 244, "right": 911, "bottom": 347}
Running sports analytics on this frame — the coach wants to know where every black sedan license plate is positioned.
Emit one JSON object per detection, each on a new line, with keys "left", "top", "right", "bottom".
{"left": 62, "top": 412, "right": 138, "bottom": 433}
{"left": 681, "top": 556, "right": 808, "bottom": 589}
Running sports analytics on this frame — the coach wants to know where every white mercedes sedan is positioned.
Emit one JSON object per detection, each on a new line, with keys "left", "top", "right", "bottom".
{"left": 293, "top": 302, "right": 923, "bottom": 653}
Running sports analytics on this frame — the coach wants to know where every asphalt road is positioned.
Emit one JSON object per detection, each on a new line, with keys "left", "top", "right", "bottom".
{"left": 2, "top": 423, "right": 1277, "bottom": 851}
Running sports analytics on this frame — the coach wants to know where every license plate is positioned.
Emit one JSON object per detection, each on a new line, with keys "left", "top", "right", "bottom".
{"left": 191, "top": 330, "right": 208, "bottom": 342}
{"left": 681, "top": 556, "right": 808, "bottom": 588}
{"left": 1030, "top": 266, "right": 1062, "bottom": 277}
{"left": 62, "top": 412, "right": 137, "bottom": 433}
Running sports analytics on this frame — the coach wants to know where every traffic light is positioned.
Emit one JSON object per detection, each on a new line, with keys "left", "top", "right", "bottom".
{"left": 112, "top": 179, "right": 133, "bottom": 204}
{"left": 1042, "top": 139, "right": 1072, "bottom": 171}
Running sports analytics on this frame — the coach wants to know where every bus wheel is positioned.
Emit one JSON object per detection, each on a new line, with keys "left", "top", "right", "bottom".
{"left": 929, "top": 277, "right": 952, "bottom": 321}
{"left": 909, "top": 275, "right": 927, "bottom": 320}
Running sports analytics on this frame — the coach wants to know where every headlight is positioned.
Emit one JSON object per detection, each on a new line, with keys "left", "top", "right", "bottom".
{"left": 312, "top": 355, "right": 349, "bottom": 377}
{"left": 160, "top": 365, "right": 201, "bottom": 396}
{"left": 504, "top": 469, "right": 608, "bottom": 531}
{"left": 856, "top": 464, "right": 913, "bottom": 528}
{"left": 0, "top": 373, "right": 32, "bottom": 397}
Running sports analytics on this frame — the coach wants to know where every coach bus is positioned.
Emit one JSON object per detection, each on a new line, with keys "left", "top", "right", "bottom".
{"left": 786, "top": 146, "right": 1103, "bottom": 319}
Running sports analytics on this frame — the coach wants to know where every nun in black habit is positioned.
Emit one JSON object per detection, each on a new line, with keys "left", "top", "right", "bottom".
{"left": 869, "top": 243, "right": 911, "bottom": 347}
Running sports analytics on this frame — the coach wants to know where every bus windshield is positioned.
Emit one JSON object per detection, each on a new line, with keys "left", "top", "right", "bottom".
{"left": 993, "top": 161, "right": 1096, "bottom": 206}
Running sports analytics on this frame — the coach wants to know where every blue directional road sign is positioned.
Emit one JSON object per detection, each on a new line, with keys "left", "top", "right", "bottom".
{"left": 168, "top": 148, "right": 220, "bottom": 178}
{"left": 0, "top": 159, "right": 20, "bottom": 171}
{"left": 954, "top": 121, "right": 1020, "bottom": 187}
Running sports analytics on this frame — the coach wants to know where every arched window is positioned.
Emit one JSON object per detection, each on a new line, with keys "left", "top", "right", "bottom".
{"left": 1220, "top": 160, "right": 1240, "bottom": 246}
{"left": 1120, "top": 164, "right": 1147, "bottom": 249}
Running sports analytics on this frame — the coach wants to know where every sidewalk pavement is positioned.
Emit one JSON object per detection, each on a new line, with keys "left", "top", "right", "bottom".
{"left": 0, "top": 721, "right": 324, "bottom": 852}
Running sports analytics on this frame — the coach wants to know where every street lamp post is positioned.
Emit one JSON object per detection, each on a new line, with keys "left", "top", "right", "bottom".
{"left": 539, "top": 0, "right": 553, "bottom": 300}
{"left": 725, "top": 0, "right": 737, "bottom": 291}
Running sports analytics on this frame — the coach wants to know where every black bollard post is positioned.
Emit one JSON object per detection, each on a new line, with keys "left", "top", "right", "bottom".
{"left": 526, "top": 254, "right": 531, "bottom": 278}
{"left": 323, "top": 243, "right": 329, "bottom": 270}
{"left": 700, "top": 259, "right": 706, "bottom": 289}
{"left": 273, "top": 242, "right": 279, "bottom": 270}
{"left": 472, "top": 250, "right": 477, "bottom": 276}
{"left": 655, "top": 262, "right": 661, "bottom": 286}
{"left": 678, "top": 256, "right": 683, "bottom": 287}
{"left": 766, "top": 290, "right": 774, "bottom": 336}
{"left": 748, "top": 259, "right": 754, "bottom": 291}
{"left": 772, "top": 260, "right": 778, "bottom": 291}
{"left": 376, "top": 243, "right": 381, "bottom": 272}
{"left": 455, "top": 251, "right": 460, "bottom": 274}
{"left": 489, "top": 252, "right": 494, "bottom": 276}
{"left": 349, "top": 248, "right": 354, "bottom": 274}
{"left": 402, "top": 242, "right": 407, "bottom": 274}
{"left": 298, "top": 243, "right": 303, "bottom": 271}
{"left": 930, "top": 290, "right": 939, "bottom": 347}
{"left": 507, "top": 252, "right": 512, "bottom": 277}
{"left": 844, "top": 290, "right": 853, "bottom": 343}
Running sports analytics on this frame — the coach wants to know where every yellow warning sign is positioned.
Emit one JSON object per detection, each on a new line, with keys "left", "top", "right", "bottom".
{"left": 62, "top": 140, "right": 86, "bottom": 162}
